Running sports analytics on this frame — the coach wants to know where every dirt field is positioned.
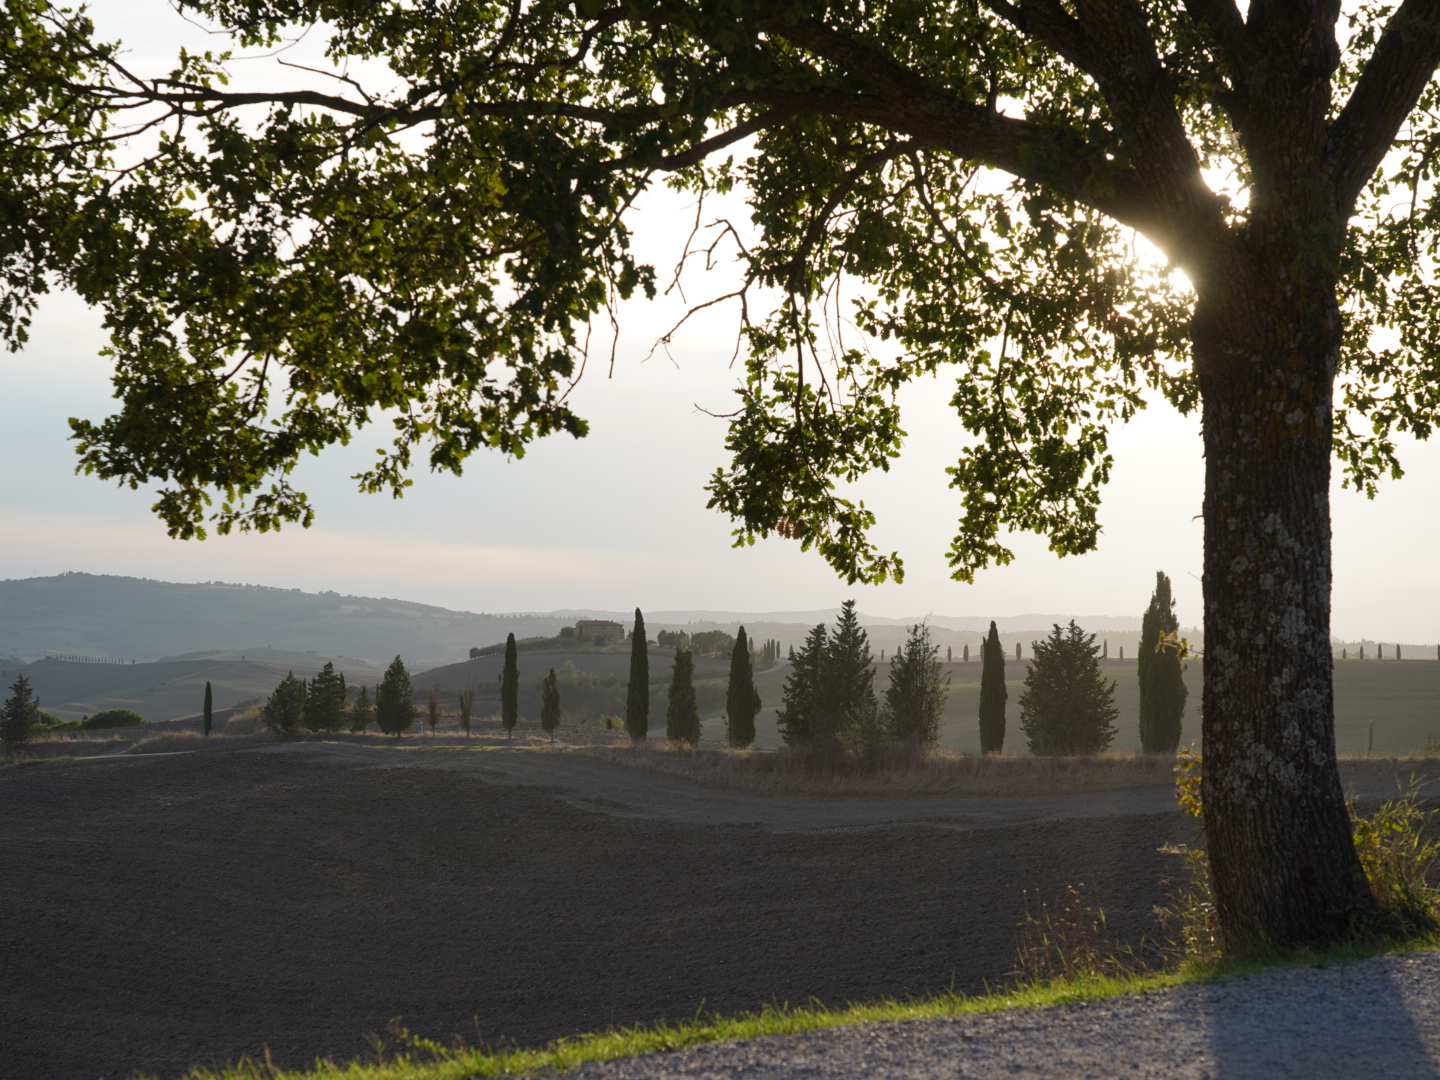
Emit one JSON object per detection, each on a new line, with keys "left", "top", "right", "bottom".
{"left": 1, "top": 743, "right": 1212, "bottom": 1080}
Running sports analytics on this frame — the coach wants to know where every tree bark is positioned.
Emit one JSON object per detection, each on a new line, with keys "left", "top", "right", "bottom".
{"left": 1194, "top": 264, "right": 1375, "bottom": 952}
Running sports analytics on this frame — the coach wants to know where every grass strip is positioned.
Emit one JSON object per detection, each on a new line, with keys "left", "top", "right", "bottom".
{"left": 172, "top": 970, "right": 1185, "bottom": 1080}
{"left": 167, "top": 935, "right": 1440, "bottom": 1080}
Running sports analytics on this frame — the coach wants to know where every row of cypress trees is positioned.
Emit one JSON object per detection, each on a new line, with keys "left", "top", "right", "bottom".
{"left": 976, "top": 570, "right": 1189, "bottom": 754}
{"left": 625, "top": 609, "right": 762, "bottom": 747}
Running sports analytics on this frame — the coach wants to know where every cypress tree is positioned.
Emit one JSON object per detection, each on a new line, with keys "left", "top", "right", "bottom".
{"left": 725, "top": 626, "right": 761, "bottom": 748}
{"left": 501, "top": 633, "right": 519, "bottom": 739}
{"left": 1016, "top": 642, "right": 1021, "bottom": 661}
{"left": 202, "top": 680, "right": 213, "bottom": 737}
{"left": 350, "top": 684, "right": 373, "bottom": 732}
{"left": 1020, "top": 622, "right": 1118, "bottom": 755}
{"left": 978, "top": 620, "right": 1007, "bottom": 753}
{"left": 0, "top": 674, "right": 39, "bottom": 750}
{"left": 541, "top": 667, "right": 562, "bottom": 742}
{"left": 262, "top": 671, "right": 307, "bottom": 736}
{"left": 625, "top": 608, "right": 649, "bottom": 741}
{"left": 821, "top": 599, "right": 875, "bottom": 739}
{"left": 1138, "top": 570, "right": 1188, "bottom": 753}
{"left": 776, "top": 625, "right": 828, "bottom": 745}
{"left": 885, "top": 622, "right": 949, "bottom": 745}
{"left": 426, "top": 689, "right": 441, "bottom": 732}
{"left": 947, "top": 646, "right": 952, "bottom": 662}
{"left": 963, "top": 643, "right": 969, "bottom": 663}
{"left": 376, "top": 656, "right": 417, "bottom": 736}
{"left": 665, "top": 648, "right": 700, "bottom": 745}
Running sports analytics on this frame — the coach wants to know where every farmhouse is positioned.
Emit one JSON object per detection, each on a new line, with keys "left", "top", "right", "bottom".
{"left": 575, "top": 619, "right": 625, "bottom": 643}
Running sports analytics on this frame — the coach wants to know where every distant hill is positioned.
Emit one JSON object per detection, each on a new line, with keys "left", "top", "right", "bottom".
{"left": 3, "top": 648, "right": 390, "bottom": 723}
{"left": 0, "top": 571, "right": 1179, "bottom": 665}
{"left": 0, "top": 573, "right": 572, "bottom": 664}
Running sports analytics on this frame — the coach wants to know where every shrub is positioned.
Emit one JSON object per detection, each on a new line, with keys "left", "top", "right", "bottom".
{"left": 777, "top": 624, "right": 827, "bottom": 745}
{"left": 261, "top": 673, "right": 306, "bottom": 736}
{"left": 1, "top": 674, "right": 40, "bottom": 748}
{"left": 885, "top": 622, "right": 948, "bottom": 745}
{"left": 691, "top": 629, "right": 736, "bottom": 657}
{"left": 1019, "top": 621, "right": 1118, "bottom": 756}
{"left": 376, "top": 657, "right": 417, "bottom": 736}
{"left": 80, "top": 708, "right": 147, "bottom": 730}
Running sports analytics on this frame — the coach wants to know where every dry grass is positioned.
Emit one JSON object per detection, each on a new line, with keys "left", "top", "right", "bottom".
{"left": 579, "top": 742, "right": 1180, "bottom": 798}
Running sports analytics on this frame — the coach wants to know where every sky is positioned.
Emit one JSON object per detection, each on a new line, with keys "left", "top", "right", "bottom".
{"left": 2, "top": 4, "right": 1437, "bottom": 639}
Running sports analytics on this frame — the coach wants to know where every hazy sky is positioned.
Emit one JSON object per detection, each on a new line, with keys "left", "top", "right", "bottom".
{"left": 2, "top": 4, "right": 1436, "bottom": 639}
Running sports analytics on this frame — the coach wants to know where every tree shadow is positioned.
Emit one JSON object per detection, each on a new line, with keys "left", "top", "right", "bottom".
{"left": 1207, "top": 956, "right": 1440, "bottom": 1079}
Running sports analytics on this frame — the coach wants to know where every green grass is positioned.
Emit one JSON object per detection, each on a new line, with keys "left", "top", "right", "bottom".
{"left": 156, "top": 934, "right": 1440, "bottom": 1080}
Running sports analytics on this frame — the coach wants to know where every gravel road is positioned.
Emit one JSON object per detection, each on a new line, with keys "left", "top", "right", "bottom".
{"left": 571, "top": 950, "right": 1440, "bottom": 1079}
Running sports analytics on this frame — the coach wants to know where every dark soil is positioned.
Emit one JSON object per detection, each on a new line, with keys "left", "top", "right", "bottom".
{"left": 0, "top": 752, "right": 1195, "bottom": 1080}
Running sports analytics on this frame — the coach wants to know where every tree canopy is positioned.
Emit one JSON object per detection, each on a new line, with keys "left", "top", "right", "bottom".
{"left": 9, "top": 0, "right": 1434, "bottom": 573}
{"left": 9, "top": 0, "right": 1440, "bottom": 948}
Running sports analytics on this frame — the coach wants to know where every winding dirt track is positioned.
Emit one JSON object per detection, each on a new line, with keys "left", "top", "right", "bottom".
{"left": 0, "top": 743, "right": 1340, "bottom": 1079}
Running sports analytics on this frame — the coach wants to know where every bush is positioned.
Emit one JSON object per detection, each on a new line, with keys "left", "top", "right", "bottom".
{"left": 884, "top": 622, "right": 948, "bottom": 745}
{"left": 1019, "top": 621, "right": 1117, "bottom": 756}
{"left": 376, "top": 656, "right": 417, "bottom": 736}
{"left": 1, "top": 674, "right": 40, "bottom": 748}
{"left": 80, "top": 708, "right": 147, "bottom": 730}
{"left": 261, "top": 672, "right": 307, "bottom": 736}
{"left": 691, "top": 629, "right": 736, "bottom": 657}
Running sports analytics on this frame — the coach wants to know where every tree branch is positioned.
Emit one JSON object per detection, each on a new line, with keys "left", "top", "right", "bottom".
{"left": 1328, "top": 0, "right": 1440, "bottom": 211}
{"left": 767, "top": 21, "right": 1204, "bottom": 256}
{"left": 980, "top": 0, "right": 1098, "bottom": 77}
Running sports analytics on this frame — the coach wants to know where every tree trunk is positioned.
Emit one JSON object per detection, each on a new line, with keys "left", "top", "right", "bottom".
{"left": 1194, "top": 269, "right": 1374, "bottom": 952}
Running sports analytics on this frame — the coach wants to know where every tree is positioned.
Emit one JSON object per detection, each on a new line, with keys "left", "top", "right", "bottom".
{"left": 350, "top": 685, "right": 373, "bottom": 734}
{"left": 726, "top": 626, "right": 761, "bottom": 749}
{"left": 304, "top": 662, "right": 347, "bottom": 733}
{"left": 665, "top": 649, "right": 701, "bottom": 745}
{"left": 458, "top": 687, "right": 474, "bottom": 738}
{"left": 426, "top": 689, "right": 441, "bottom": 733}
{"left": 626, "top": 609, "right": 649, "bottom": 742}
{"left": 777, "top": 624, "right": 829, "bottom": 745}
{"left": 1, "top": 674, "right": 39, "bottom": 750}
{"left": 501, "top": 633, "right": 520, "bottom": 740}
{"left": 376, "top": 657, "right": 417, "bottom": 737}
{"left": 979, "top": 622, "right": 1008, "bottom": 754}
{"left": 202, "top": 680, "right": 213, "bottom": 737}
{"left": 691, "top": 629, "right": 737, "bottom": 657}
{"left": 541, "top": 667, "right": 562, "bottom": 742}
{"left": 26, "top": 0, "right": 1436, "bottom": 948}
{"left": 1139, "top": 571, "right": 1189, "bottom": 754}
{"left": 821, "top": 600, "right": 876, "bottom": 739}
{"left": 886, "top": 623, "right": 949, "bottom": 745}
{"left": 1020, "top": 623, "right": 1119, "bottom": 757}
{"left": 262, "top": 672, "right": 306, "bottom": 737}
